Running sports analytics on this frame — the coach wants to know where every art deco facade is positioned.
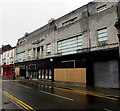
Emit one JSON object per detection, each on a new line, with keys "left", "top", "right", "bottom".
{"left": 15, "top": 2, "right": 119, "bottom": 88}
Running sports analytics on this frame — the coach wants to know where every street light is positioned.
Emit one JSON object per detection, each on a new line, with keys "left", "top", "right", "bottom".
{"left": 114, "top": 19, "right": 120, "bottom": 57}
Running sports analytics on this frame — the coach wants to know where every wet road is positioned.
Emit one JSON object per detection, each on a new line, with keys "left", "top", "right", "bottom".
{"left": 1, "top": 80, "right": 120, "bottom": 111}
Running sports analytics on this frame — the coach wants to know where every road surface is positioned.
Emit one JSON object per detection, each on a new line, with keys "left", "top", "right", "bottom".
{"left": 1, "top": 80, "right": 120, "bottom": 111}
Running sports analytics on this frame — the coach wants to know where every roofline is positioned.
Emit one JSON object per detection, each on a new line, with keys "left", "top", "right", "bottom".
{"left": 2, "top": 47, "right": 16, "bottom": 53}
{"left": 17, "top": 1, "right": 94, "bottom": 41}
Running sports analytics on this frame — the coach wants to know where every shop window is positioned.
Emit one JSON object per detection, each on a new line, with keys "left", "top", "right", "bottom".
{"left": 29, "top": 64, "right": 36, "bottom": 70}
{"left": 3, "top": 68, "right": 7, "bottom": 74}
{"left": 45, "top": 70, "right": 48, "bottom": 79}
{"left": 38, "top": 69, "right": 52, "bottom": 80}
{"left": 49, "top": 69, "right": 52, "bottom": 80}
{"left": 42, "top": 70, "right": 44, "bottom": 79}
{"left": 10, "top": 68, "right": 14, "bottom": 74}
{"left": 38, "top": 70, "right": 41, "bottom": 79}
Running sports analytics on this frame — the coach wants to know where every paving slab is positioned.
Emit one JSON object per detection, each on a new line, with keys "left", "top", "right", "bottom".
{"left": 1, "top": 93, "right": 23, "bottom": 111}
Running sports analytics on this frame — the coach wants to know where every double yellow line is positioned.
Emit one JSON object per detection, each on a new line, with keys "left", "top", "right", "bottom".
{"left": 0, "top": 89, "right": 36, "bottom": 111}
{"left": 56, "top": 87, "right": 119, "bottom": 101}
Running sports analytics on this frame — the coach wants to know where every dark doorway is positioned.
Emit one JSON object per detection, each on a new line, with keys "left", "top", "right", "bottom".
{"left": 20, "top": 69, "right": 26, "bottom": 77}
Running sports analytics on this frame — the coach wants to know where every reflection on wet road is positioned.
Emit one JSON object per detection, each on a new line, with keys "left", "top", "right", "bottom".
{"left": 2, "top": 80, "right": 120, "bottom": 110}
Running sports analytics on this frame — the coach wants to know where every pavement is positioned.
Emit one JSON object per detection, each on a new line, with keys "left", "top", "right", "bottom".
{"left": 16, "top": 77, "right": 120, "bottom": 100}
{"left": 1, "top": 94, "right": 23, "bottom": 111}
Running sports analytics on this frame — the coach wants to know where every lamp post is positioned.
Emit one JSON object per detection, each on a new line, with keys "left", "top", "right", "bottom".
{"left": 114, "top": 19, "right": 120, "bottom": 88}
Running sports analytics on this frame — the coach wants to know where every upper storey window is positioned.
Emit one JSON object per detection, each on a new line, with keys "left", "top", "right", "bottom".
{"left": 97, "top": 27, "right": 108, "bottom": 42}
{"left": 28, "top": 49, "right": 32, "bottom": 58}
{"left": 46, "top": 44, "right": 51, "bottom": 54}
{"left": 62, "top": 17, "right": 77, "bottom": 27}
{"left": 57, "top": 34, "right": 83, "bottom": 55}
{"left": 17, "top": 39, "right": 27, "bottom": 45}
{"left": 17, "top": 52, "right": 25, "bottom": 62}
{"left": 97, "top": 5, "right": 107, "bottom": 12}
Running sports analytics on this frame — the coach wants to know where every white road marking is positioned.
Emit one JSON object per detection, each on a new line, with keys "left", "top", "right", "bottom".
{"left": 10, "top": 81, "right": 32, "bottom": 89}
{"left": 104, "top": 108, "right": 112, "bottom": 111}
{"left": 16, "top": 84, "right": 32, "bottom": 89}
{"left": 40, "top": 90, "right": 74, "bottom": 101}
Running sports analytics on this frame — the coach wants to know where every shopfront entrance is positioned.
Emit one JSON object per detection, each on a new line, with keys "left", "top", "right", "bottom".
{"left": 29, "top": 69, "right": 52, "bottom": 80}
{"left": 2, "top": 65, "right": 14, "bottom": 77}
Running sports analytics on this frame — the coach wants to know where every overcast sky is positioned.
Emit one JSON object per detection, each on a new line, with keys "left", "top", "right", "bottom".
{"left": 0, "top": 0, "right": 93, "bottom": 47}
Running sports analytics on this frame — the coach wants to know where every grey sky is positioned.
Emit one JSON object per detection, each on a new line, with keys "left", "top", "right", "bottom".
{"left": 1, "top": 0, "right": 92, "bottom": 47}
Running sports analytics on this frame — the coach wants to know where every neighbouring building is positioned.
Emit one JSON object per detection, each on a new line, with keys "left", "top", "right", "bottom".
{"left": 15, "top": 2, "right": 120, "bottom": 88}
{"left": 0, "top": 45, "right": 12, "bottom": 76}
{"left": 0, "top": 48, "right": 2, "bottom": 75}
{"left": 2, "top": 46, "right": 16, "bottom": 78}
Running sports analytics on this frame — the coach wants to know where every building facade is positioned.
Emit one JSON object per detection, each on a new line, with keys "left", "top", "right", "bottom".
{"left": 15, "top": 2, "right": 119, "bottom": 88}
{"left": 2, "top": 47, "right": 16, "bottom": 77}
{"left": 0, "top": 45, "right": 12, "bottom": 76}
{"left": 0, "top": 49, "right": 2, "bottom": 75}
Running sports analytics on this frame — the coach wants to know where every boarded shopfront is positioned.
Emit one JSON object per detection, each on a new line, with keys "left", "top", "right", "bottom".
{"left": 54, "top": 68, "right": 86, "bottom": 84}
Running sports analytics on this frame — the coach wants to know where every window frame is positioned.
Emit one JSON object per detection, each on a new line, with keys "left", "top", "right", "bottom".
{"left": 97, "top": 5, "right": 107, "bottom": 13}
{"left": 17, "top": 51, "right": 26, "bottom": 62}
{"left": 62, "top": 17, "right": 77, "bottom": 27}
{"left": 46, "top": 43, "right": 51, "bottom": 54}
{"left": 57, "top": 34, "right": 83, "bottom": 55}
{"left": 28, "top": 49, "right": 32, "bottom": 57}
{"left": 97, "top": 27, "right": 108, "bottom": 42}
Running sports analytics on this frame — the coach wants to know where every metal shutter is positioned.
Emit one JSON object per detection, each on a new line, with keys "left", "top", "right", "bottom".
{"left": 93, "top": 60, "right": 119, "bottom": 88}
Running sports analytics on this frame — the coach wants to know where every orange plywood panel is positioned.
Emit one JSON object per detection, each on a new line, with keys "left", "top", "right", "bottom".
{"left": 54, "top": 68, "right": 86, "bottom": 83}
